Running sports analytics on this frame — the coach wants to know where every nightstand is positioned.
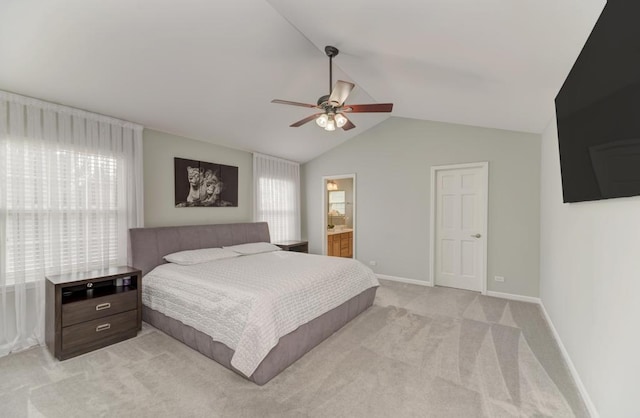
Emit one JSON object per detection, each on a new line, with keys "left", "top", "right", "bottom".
{"left": 45, "top": 266, "right": 142, "bottom": 360}
{"left": 275, "top": 240, "right": 309, "bottom": 253}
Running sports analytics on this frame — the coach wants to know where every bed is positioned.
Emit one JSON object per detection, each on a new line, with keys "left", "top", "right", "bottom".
{"left": 129, "top": 222, "right": 378, "bottom": 385}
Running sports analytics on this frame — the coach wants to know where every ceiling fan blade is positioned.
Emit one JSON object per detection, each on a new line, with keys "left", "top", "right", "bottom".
{"left": 345, "top": 103, "right": 394, "bottom": 113}
{"left": 290, "top": 113, "right": 323, "bottom": 128}
{"left": 341, "top": 116, "right": 356, "bottom": 131}
{"left": 329, "top": 80, "right": 355, "bottom": 107}
{"left": 271, "top": 99, "right": 318, "bottom": 108}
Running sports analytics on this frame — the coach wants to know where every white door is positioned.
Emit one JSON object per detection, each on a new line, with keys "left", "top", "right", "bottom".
{"left": 433, "top": 164, "right": 487, "bottom": 292}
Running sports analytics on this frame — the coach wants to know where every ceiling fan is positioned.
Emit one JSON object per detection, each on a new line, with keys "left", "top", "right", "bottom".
{"left": 271, "top": 45, "right": 393, "bottom": 132}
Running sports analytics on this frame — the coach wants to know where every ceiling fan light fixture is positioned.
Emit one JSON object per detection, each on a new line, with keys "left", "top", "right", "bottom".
{"left": 316, "top": 114, "right": 329, "bottom": 127}
{"left": 335, "top": 113, "right": 347, "bottom": 128}
{"left": 325, "top": 116, "right": 336, "bottom": 131}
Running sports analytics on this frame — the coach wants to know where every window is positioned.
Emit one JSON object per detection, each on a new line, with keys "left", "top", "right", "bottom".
{"left": 0, "top": 90, "right": 143, "bottom": 357}
{"left": 253, "top": 153, "right": 301, "bottom": 243}
{"left": 256, "top": 176, "right": 298, "bottom": 241}
{"left": 328, "top": 190, "right": 346, "bottom": 216}
{"left": 2, "top": 139, "right": 126, "bottom": 283}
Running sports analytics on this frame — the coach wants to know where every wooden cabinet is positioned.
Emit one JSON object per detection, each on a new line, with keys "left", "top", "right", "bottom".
{"left": 46, "top": 266, "right": 142, "bottom": 360}
{"left": 331, "top": 235, "right": 341, "bottom": 256}
{"left": 327, "top": 231, "right": 353, "bottom": 258}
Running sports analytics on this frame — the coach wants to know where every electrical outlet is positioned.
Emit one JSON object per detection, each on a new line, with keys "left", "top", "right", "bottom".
{"left": 369, "top": 260, "right": 377, "bottom": 266}
{"left": 494, "top": 276, "right": 505, "bottom": 282}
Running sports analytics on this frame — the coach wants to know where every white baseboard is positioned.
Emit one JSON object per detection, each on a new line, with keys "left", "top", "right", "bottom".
{"left": 485, "top": 290, "right": 540, "bottom": 304}
{"left": 376, "top": 274, "right": 432, "bottom": 287}
{"left": 538, "top": 302, "right": 599, "bottom": 418}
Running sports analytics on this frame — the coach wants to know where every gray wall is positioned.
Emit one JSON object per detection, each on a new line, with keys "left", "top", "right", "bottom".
{"left": 540, "top": 114, "right": 640, "bottom": 417}
{"left": 143, "top": 129, "right": 253, "bottom": 227}
{"left": 302, "top": 117, "right": 541, "bottom": 297}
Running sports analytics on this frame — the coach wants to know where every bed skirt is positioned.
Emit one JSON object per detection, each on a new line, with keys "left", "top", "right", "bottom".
{"left": 142, "top": 286, "right": 377, "bottom": 385}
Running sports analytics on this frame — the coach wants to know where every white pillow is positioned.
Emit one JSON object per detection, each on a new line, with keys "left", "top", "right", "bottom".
{"left": 223, "top": 242, "right": 282, "bottom": 255}
{"left": 163, "top": 248, "right": 241, "bottom": 265}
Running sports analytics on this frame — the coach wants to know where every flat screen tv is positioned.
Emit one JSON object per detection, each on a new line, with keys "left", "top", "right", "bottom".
{"left": 555, "top": 0, "right": 640, "bottom": 203}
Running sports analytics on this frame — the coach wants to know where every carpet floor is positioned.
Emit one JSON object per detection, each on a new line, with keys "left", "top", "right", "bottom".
{"left": 0, "top": 280, "right": 588, "bottom": 417}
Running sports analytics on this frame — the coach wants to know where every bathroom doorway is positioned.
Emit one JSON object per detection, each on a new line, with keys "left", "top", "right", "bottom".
{"left": 321, "top": 174, "right": 356, "bottom": 258}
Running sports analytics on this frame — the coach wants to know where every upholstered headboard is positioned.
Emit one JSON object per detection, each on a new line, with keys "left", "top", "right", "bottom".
{"left": 129, "top": 222, "right": 270, "bottom": 277}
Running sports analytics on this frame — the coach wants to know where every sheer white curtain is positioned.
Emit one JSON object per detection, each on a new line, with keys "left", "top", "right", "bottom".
{"left": 0, "top": 91, "right": 143, "bottom": 357}
{"left": 253, "top": 153, "right": 300, "bottom": 243}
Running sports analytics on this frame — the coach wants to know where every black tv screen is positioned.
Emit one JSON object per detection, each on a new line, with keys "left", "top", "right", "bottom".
{"left": 555, "top": 0, "right": 640, "bottom": 203}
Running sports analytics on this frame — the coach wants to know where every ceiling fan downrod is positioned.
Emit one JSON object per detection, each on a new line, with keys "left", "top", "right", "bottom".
{"left": 325, "top": 45, "right": 339, "bottom": 96}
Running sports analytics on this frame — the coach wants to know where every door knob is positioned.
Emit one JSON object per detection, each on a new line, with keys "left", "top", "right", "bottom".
{"left": 471, "top": 233, "right": 481, "bottom": 238}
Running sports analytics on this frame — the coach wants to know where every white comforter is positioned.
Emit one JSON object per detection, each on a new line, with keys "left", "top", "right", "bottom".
{"left": 142, "top": 251, "right": 379, "bottom": 377}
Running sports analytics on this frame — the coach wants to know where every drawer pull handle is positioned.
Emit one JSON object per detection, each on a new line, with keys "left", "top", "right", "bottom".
{"left": 96, "top": 323, "right": 111, "bottom": 332}
{"left": 96, "top": 302, "right": 111, "bottom": 311}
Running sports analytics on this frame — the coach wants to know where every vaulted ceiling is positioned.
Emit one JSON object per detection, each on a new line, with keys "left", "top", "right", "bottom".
{"left": 0, "top": 0, "right": 605, "bottom": 162}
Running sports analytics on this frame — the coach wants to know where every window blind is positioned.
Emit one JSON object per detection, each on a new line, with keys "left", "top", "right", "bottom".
{"left": 3, "top": 140, "right": 124, "bottom": 281}
{"left": 253, "top": 153, "right": 301, "bottom": 243}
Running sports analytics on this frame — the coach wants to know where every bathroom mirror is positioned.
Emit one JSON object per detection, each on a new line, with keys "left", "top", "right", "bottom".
{"left": 328, "top": 190, "right": 346, "bottom": 216}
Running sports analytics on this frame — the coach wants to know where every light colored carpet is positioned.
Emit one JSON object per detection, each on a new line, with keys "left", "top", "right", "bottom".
{"left": 0, "top": 280, "right": 588, "bottom": 417}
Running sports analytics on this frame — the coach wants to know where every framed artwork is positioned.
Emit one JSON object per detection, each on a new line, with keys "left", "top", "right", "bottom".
{"left": 174, "top": 157, "right": 238, "bottom": 207}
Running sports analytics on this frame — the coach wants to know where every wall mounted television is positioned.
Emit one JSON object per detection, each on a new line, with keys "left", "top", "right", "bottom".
{"left": 555, "top": 0, "right": 640, "bottom": 203}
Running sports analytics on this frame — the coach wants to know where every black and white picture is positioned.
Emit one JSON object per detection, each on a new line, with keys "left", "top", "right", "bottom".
{"left": 174, "top": 157, "right": 238, "bottom": 207}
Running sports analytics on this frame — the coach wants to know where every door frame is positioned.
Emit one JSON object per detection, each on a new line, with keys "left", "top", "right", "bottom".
{"left": 321, "top": 173, "right": 356, "bottom": 258}
{"left": 429, "top": 162, "right": 489, "bottom": 294}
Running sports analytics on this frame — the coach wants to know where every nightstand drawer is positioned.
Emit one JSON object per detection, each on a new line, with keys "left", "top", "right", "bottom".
{"left": 62, "top": 310, "right": 137, "bottom": 352}
{"left": 62, "top": 291, "right": 137, "bottom": 327}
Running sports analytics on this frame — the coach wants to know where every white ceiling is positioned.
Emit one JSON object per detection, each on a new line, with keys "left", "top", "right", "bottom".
{"left": 0, "top": 0, "right": 605, "bottom": 162}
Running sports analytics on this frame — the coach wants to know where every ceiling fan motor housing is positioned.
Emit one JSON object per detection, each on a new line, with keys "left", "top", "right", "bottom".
{"left": 316, "top": 94, "right": 330, "bottom": 106}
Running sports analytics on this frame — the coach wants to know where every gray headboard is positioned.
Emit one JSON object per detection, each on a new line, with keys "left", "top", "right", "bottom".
{"left": 129, "top": 222, "right": 270, "bottom": 277}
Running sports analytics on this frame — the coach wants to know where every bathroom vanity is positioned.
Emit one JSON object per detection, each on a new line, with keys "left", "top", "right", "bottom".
{"left": 327, "top": 229, "right": 353, "bottom": 258}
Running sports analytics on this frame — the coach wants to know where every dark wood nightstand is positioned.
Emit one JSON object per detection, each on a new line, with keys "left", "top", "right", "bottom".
{"left": 275, "top": 240, "right": 309, "bottom": 253}
{"left": 45, "top": 266, "right": 142, "bottom": 360}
